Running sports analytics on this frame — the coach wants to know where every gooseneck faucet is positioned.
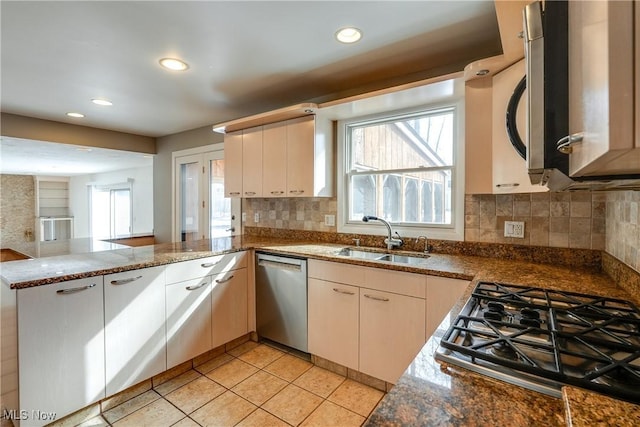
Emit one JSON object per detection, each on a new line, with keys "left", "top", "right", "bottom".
{"left": 362, "top": 215, "right": 403, "bottom": 250}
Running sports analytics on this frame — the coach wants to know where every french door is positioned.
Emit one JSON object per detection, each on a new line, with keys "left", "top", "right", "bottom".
{"left": 174, "top": 146, "right": 240, "bottom": 242}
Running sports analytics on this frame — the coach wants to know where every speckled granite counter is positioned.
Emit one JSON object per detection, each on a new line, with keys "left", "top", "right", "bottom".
{"left": 2, "top": 236, "right": 639, "bottom": 426}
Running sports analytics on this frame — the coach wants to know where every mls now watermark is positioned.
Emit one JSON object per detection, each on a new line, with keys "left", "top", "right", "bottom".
{"left": 3, "top": 409, "right": 57, "bottom": 422}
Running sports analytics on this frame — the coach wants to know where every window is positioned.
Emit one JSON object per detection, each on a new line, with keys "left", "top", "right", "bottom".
{"left": 91, "top": 183, "right": 132, "bottom": 239}
{"left": 338, "top": 104, "right": 464, "bottom": 240}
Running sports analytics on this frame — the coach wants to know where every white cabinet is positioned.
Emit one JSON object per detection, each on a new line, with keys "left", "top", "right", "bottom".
{"left": 17, "top": 277, "right": 105, "bottom": 426}
{"left": 425, "top": 276, "right": 469, "bottom": 338}
{"left": 224, "top": 131, "right": 243, "bottom": 198}
{"left": 359, "top": 289, "right": 425, "bottom": 384}
{"left": 104, "top": 265, "right": 166, "bottom": 396}
{"left": 223, "top": 115, "right": 333, "bottom": 198}
{"left": 308, "top": 278, "right": 359, "bottom": 370}
{"left": 166, "top": 277, "right": 212, "bottom": 369}
{"left": 212, "top": 267, "right": 248, "bottom": 347}
{"left": 567, "top": 0, "right": 639, "bottom": 177}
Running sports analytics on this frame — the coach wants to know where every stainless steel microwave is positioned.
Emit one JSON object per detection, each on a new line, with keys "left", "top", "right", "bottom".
{"left": 523, "top": 0, "right": 640, "bottom": 191}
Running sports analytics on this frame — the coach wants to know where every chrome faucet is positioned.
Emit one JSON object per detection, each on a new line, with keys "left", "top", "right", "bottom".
{"left": 416, "top": 235, "right": 429, "bottom": 254}
{"left": 362, "top": 216, "right": 403, "bottom": 250}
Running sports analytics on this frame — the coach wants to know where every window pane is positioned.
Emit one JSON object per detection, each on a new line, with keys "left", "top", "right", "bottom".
{"left": 112, "top": 189, "right": 131, "bottom": 237}
{"left": 210, "top": 159, "right": 231, "bottom": 237}
{"left": 382, "top": 175, "right": 401, "bottom": 222}
{"left": 349, "top": 109, "right": 454, "bottom": 171}
{"left": 404, "top": 179, "right": 418, "bottom": 222}
{"left": 180, "top": 162, "right": 200, "bottom": 241}
{"left": 351, "top": 175, "right": 376, "bottom": 219}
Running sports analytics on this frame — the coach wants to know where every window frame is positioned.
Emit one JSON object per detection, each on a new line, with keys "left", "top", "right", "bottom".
{"left": 337, "top": 101, "right": 465, "bottom": 241}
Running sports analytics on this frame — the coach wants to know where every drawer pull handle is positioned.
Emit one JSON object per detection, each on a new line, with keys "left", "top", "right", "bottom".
{"left": 57, "top": 283, "right": 96, "bottom": 294}
{"left": 244, "top": 191, "right": 256, "bottom": 196}
{"left": 201, "top": 262, "right": 219, "bottom": 268}
{"left": 270, "top": 191, "right": 284, "bottom": 195}
{"left": 186, "top": 282, "right": 208, "bottom": 291}
{"left": 364, "top": 294, "right": 389, "bottom": 302}
{"left": 332, "top": 288, "right": 355, "bottom": 295}
{"left": 289, "top": 190, "right": 305, "bottom": 194}
{"left": 215, "top": 275, "right": 234, "bottom": 284}
{"left": 229, "top": 192, "right": 241, "bottom": 196}
{"left": 110, "top": 275, "right": 142, "bottom": 285}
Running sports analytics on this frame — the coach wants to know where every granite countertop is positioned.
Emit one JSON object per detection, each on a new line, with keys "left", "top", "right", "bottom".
{"left": 2, "top": 236, "right": 639, "bottom": 425}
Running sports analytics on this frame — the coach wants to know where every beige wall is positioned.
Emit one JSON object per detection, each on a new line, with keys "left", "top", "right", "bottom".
{"left": 0, "top": 175, "right": 35, "bottom": 247}
{"left": 606, "top": 190, "right": 640, "bottom": 272}
{"left": 153, "top": 125, "right": 224, "bottom": 243}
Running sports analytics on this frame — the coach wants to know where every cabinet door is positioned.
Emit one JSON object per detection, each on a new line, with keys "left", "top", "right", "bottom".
{"left": 104, "top": 266, "right": 166, "bottom": 396}
{"left": 18, "top": 278, "right": 105, "bottom": 425}
{"left": 212, "top": 267, "right": 248, "bottom": 348}
{"left": 166, "top": 277, "right": 212, "bottom": 368}
{"left": 425, "top": 276, "right": 469, "bottom": 339}
{"left": 359, "top": 289, "right": 425, "bottom": 384}
{"left": 242, "top": 126, "right": 263, "bottom": 197}
{"left": 224, "top": 131, "right": 243, "bottom": 197}
{"left": 308, "top": 278, "right": 359, "bottom": 370}
{"left": 286, "top": 116, "right": 315, "bottom": 197}
{"left": 262, "top": 122, "right": 287, "bottom": 197}
{"left": 568, "top": 0, "right": 634, "bottom": 176}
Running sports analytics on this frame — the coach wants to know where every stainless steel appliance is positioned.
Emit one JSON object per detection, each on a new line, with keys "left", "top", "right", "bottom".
{"left": 435, "top": 282, "right": 640, "bottom": 403}
{"left": 255, "top": 252, "right": 308, "bottom": 352}
{"left": 523, "top": 1, "right": 640, "bottom": 191}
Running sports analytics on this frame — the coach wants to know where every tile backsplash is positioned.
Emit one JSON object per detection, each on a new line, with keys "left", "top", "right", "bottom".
{"left": 242, "top": 198, "right": 338, "bottom": 232}
{"left": 464, "top": 192, "right": 606, "bottom": 250}
{"left": 0, "top": 174, "right": 35, "bottom": 246}
{"left": 606, "top": 191, "right": 639, "bottom": 272}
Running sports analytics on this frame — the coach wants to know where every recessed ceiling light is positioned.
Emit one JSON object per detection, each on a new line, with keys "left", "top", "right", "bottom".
{"left": 159, "top": 57, "right": 189, "bottom": 71}
{"left": 66, "top": 112, "right": 85, "bottom": 118}
{"left": 76, "top": 147, "right": 93, "bottom": 152}
{"left": 335, "top": 27, "right": 362, "bottom": 44}
{"left": 92, "top": 98, "right": 113, "bottom": 106}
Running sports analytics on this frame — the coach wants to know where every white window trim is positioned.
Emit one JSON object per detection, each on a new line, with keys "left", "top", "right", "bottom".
{"left": 337, "top": 100, "right": 465, "bottom": 241}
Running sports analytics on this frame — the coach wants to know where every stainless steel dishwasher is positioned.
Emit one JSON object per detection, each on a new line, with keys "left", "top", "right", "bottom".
{"left": 255, "top": 252, "right": 308, "bottom": 352}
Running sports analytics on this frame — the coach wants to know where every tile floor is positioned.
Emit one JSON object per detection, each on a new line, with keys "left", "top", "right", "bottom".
{"left": 75, "top": 342, "right": 384, "bottom": 427}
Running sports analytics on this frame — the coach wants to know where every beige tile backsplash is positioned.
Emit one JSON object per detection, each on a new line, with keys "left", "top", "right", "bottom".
{"left": 242, "top": 198, "right": 338, "bottom": 232}
{"left": 606, "top": 190, "right": 640, "bottom": 272}
{"left": 0, "top": 174, "right": 36, "bottom": 246}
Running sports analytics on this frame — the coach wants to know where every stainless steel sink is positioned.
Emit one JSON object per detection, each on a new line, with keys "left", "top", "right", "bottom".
{"left": 335, "top": 248, "right": 428, "bottom": 265}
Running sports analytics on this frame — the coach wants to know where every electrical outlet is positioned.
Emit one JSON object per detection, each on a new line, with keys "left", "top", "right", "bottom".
{"left": 324, "top": 214, "right": 335, "bottom": 226}
{"left": 241, "top": 212, "right": 246, "bottom": 222}
{"left": 254, "top": 213, "right": 260, "bottom": 223}
{"left": 504, "top": 221, "right": 525, "bottom": 238}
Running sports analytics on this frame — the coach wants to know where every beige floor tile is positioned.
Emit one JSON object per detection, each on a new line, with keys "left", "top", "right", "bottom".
{"left": 262, "top": 384, "right": 323, "bottom": 426}
{"left": 232, "top": 370, "right": 288, "bottom": 406}
{"left": 152, "top": 360, "right": 192, "bottom": 388}
{"left": 237, "top": 344, "right": 285, "bottom": 368}
{"left": 190, "top": 391, "right": 256, "bottom": 426}
{"left": 103, "top": 390, "right": 161, "bottom": 424}
{"left": 227, "top": 340, "right": 260, "bottom": 357}
{"left": 76, "top": 415, "right": 109, "bottom": 427}
{"left": 328, "top": 379, "right": 384, "bottom": 417}
{"left": 165, "top": 376, "right": 226, "bottom": 414}
{"left": 48, "top": 403, "right": 101, "bottom": 426}
{"left": 171, "top": 417, "right": 201, "bottom": 427}
{"left": 264, "top": 354, "right": 313, "bottom": 382}
{"left": 194, "top": 353, "right": 234, "bottom": 375}
{"left": 206, "top": 358, "right": 259, "bottom": 388}
{"left": 101, "top": 380, "right": 152, "bottom": 412}
{"left": 300, "top": 400, "right": 365, "bottom": 427}
{"left": 111, "top": 398, "right": 184, "bottom": 427}
{"left": 235, "top": 409, "right": 290, "bottom": 427}
{"left": 293, "top": 366, "right": 346, "bottom": 398}
{"left": 154, "top": 369, "right": 202, "bottom": 396}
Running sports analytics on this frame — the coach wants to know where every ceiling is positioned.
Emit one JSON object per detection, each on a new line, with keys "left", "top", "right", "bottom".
{"left": 1, "top": 1, "right": 501, "bottom": 139}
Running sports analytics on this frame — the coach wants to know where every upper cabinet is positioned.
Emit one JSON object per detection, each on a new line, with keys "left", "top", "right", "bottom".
{"left": 223, "top": 114, "right": 334, "bottom": 198}
{"left": 566, "top": 0, "right": 640, "bottom": 177}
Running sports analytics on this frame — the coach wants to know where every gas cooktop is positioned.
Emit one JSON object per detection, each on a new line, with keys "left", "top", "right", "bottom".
{"left": 435, "top": 282, "right": 640, "bottom": 403}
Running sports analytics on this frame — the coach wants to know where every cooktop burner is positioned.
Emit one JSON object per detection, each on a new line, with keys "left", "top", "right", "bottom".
{"left": 435, "top": 282, "right": 640, "bottom": 403}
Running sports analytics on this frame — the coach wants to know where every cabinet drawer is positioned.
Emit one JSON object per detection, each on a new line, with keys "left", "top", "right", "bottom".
{"left": 308, "top": 259, "right": 365, "bottom": 285}
{"left": 165, "top": 251, "right": 247, "bottom": 283}
{"left": 363, "top": 267, "right": 426, "bottom": 299}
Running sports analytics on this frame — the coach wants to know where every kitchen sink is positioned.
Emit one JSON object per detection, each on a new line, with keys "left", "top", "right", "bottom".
{"left": 335, "top": 248, "right": 429, "bottom": 265}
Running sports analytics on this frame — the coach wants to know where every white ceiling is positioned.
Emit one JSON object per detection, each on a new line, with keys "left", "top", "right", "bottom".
{"left": 1, "top": 1, "right": 500, "bottom": 138}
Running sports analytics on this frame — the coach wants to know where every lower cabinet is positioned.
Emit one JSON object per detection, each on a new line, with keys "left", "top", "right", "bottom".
{"left": 104, "top": 265, "right": 166, "bottom": 396}
{"left": 308, "top": 278, "right": 359, "bottom": 370}
{"left": 17, "top": 277, "right": 105, "bottom": 427}
{"left": 359, "top": 289, "right": 426, "bottom": 383}
{"left": 166, "top": 277, "right": 213, "bottom": 369}
{"left": 308, "top": 259, "right": 469, "bottom": 384}
{"left": 212, "top": 267, "right": 248, "bottom": 348}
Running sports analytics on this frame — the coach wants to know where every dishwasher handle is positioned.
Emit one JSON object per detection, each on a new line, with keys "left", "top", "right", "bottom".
{"left": 257, "top": 258, "right": 302, "bottom": 272}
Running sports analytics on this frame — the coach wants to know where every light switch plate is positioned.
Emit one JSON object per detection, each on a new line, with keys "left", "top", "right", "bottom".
{"left": 241, "top": 212, "right": 246, "bottom": 222}
{"left": 504, "top": 221, "right": 525, "bottom": 238}
{"left": 254, "top": 213, "right": 260, "bottom": 223}
{"left": 324, "top": 214, "right": 335, "bottom": 226}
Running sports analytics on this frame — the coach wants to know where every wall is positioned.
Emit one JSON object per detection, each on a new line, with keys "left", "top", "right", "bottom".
{"left": 154, "top": 125, "right": 223, "bottom": 243}
{"left": 69, "top": 166, "right": 154, "bottom": 238}
{"left": 0, "top": 175, "right": 35, "bottom": 246}
{"left": 606, "top": 190, "right": 640, "bottom": 272}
